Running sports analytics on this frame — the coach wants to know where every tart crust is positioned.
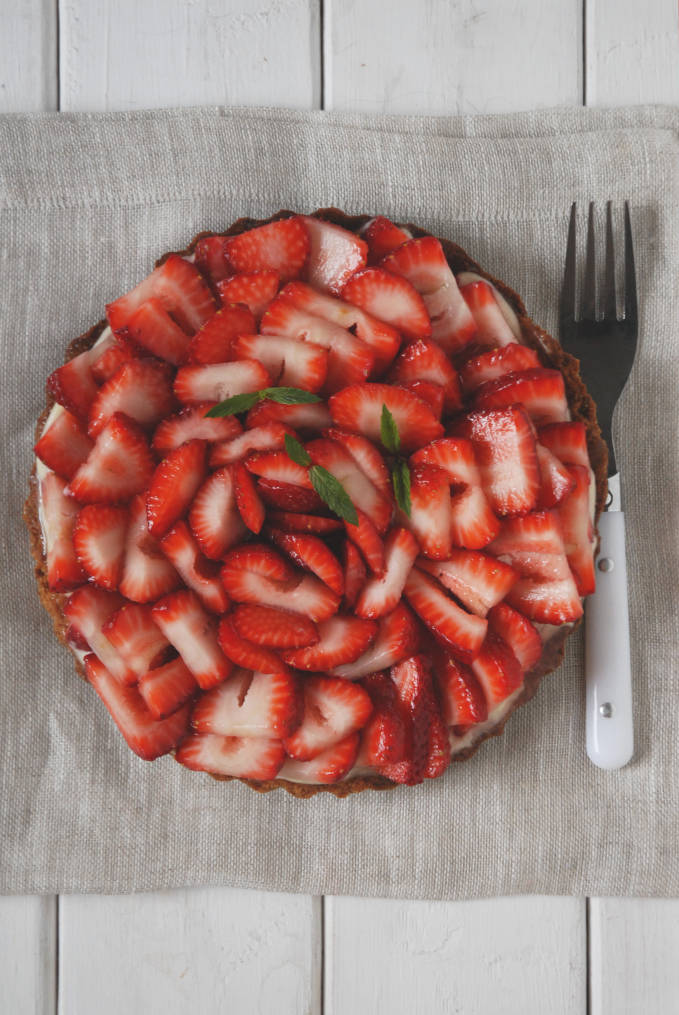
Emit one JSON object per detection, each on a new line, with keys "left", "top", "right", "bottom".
{"left": 24, "top": 209, "right": 607, "bottom": 798}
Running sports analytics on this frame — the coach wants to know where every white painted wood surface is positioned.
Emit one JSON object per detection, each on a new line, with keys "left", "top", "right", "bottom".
{"left": 0, "top": 895, "right": 56, "bottom": 1015}
{"left": 0, "top": 0, "right": 56, "bottom": 112}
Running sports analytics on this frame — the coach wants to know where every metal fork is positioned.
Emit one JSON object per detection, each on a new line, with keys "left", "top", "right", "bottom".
{"left": 559, "top": 202, "right": 638, "bottom": 770}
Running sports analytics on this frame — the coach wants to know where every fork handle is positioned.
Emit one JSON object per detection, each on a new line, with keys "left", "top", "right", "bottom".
{"left": 585, "top": 511, "right": 634, "bottom": 770}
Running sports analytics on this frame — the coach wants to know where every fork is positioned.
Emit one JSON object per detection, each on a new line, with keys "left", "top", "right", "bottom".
{"left": 559, "top": 201, "right": 638, "bottom": 770}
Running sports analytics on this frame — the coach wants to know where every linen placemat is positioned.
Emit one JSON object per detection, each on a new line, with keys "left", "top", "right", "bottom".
{"left": 1, "top": 104, "right": 677, "bottom": 898}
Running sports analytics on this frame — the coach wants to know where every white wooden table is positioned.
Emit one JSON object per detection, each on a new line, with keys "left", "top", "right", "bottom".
{"left": 2, "top": 2, "right": 679, "bottom": 1011}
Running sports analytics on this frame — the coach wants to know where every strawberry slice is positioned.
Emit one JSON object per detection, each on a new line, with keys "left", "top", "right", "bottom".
{"left": 267, "top": 512, "right": 343, "bottom": 536}
{"left": 362, "top": 216, "right": 410, "bottom": 263}
{"left": 417, "top": 549, "right": 518, "bottom": 617}
{"left": 344, "top": 510, "right": 385, "bottom": 575}
{"left": 65, "top": 587, "right": 134, "bottom": 684}
{"left": 401, "top": 380, "right": 444, "bottom": 418}
{"left": 187, "top": 305, "right": 256, "bottom": 364}
{"left": 73, "top": 504, "right": 128, "bottom": 590}
{"left": 255, "top": 478, "right": 323, "bottom": 513}
{"left": 90, "top": 332, "right": 136, "bottom": 385}
{"left": 87, "top": 359, "right": 174, "bottom": 438}
{"left": 470, "top": 633, "right": 523, "bottom": 709}
{"left": 382, "top": 237, "right": 476, "bottom": 353}
{"left": 160, "top": 521, "right": 230, "bottom": 614}
{"left": 231, "top": 604, "right": 318, "bottom": 649}
{"left": 46, "top": 348, "right": 98, "bottom": 422}
{"left": 323, "top": 428, "right": 392, "bottom": 498}
{"left": 188, "top": 467, "right": 246, "bottom": 559}
{"left": 356, "top": 527, "right": 419, "bottom": 619}
{"left": 102, "top": 603, "right": 171, "bottom": 677}
{"left": 558, "top": 465, "right": 596, "bottom": 596}
{"left": 192, "top": 669, "right": 302, "bottom": 739}
{"left": 85, "top": 654, "right": 191, "bottom": 761}
{"left": 138, "top": 657, "right": 198, "bottom": 720}
{"left": 231, "top": 460, "right": 266, "bottom": 533}
{"left": 34, "top": 409, "right": 94, "bottom": 480}
{"left": 269, "top": 531, "right": 344, "bottom": 596}
{"left": 245, "top": 399, "right": 332, "bottom": 433}
{"left": 380, "top": 654, "right": 451, "bottom": 784}
{"left": 282, "top": 616, "right": 377, "bottom": 670}
{"left": 405, "top": 464, "right": 454, "bottom": 560}
{"left": 358, "top": 672, "right": 407, "bottom": 766}
{"left": 536, "top": 443, "right": 577, "bottom": 508}
{"left": 67, "top": 413, "right": 155, "bottom": 505}
{"left": 152, "top": 403, "right": 242, "bottom": 455}
{"left": 475, "top": 368, "right": 570, "bottom": 425}
{"left": 217, "top": 618, "right": 289, "bottom": 675}
{"left": 232, "top": 333, "right": 328, "bottom": 392}
{"left": 221, "top": 545, "right": 340, "bottom": 621}
{"left": 460, "top": 342, "right": 540, "bottom": 393}
{"left": 224, "top": 217, "right": 310, "bottom": 280}
{"left": 173, "top": 360, "right": 270, "bottom": 406}
{"left": 342, "top": 539, "right": 367, "bottom": 609}
{"left": 389, "top": 340, "right": 462, "bottom": 412}
{"left": 176, "top": 733, "right": 285, "bottom": 779}
{"left": 403, "top": 567, "right": 487, "bottom": 661}
{"left": 106, "top": 254, "right": 215, "bottom": 337}
{"left": 124, "top": 299, "right": 191, "bottom": 365}
{"left": 245, "top": 450, "right": 313, "bottom": 489}
{"left": 118, "top": 494, "right": 181, "bottom": 603}
{"left": 194, "top": 235, "right": 231, "bottom": 284}
{"left": 487, "top": 602, "right": 542, "bottom": 672}
{"left": 283, "top": 675, "right": 373, "bottom": 761}
{"left": 302, "top": 215, "right": 368, "bottom": 294}
{"left": 306, "top": 438, "right": 393, "bottom": 533}
{"left": 434, "top": 652, "right": 488, "bottom": 729}
{"left": 146, "top": 439, "right": 207, "bottom": 538}
{"left": 341, "top": 267, "right": 431, "bottom": 341}
{"left": 279, "top": 733, "right": 360, "bottom": 784}
{"left": 328, "top": 383, "right": 443, "bottom": 453}
{"left": 209, "top": 422, "right": 290, "bottom": 468}
{"left": 152, "top": 589, "right": 232, "bottom": 689}
{"left": 538, "top": 421, "right": 590, "bottom": 468}
{"left": 332, "top": 602, "right": 420, "bottom": 680}
{"left": 459, "top": 280, "right": 516, "bottom": 348}
{"left": 40, "top": 472, "right": 86, "bottom": 592}
{"left": 217, "top": 271, "right": 280, "bottom": 320}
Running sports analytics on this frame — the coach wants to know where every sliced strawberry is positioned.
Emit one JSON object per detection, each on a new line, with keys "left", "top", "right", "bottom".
{"left": 217, "top": 271, "right": 280, "bottom": 320}
{"left": 138, "top": 657, "right": 198, "bottom": 720}
{"left": 410, "top": 436, "right": 480, "bottom": 485}
{"left": 65, "top": 588, "right": 133, "bottom": 684}
{"left": 176, "top": 733, "right": 285, "bottom": 779}
{"left": 46, "top": 348, "right": 98, "bottom": 423}
{"left": 459, "top": 279, "right": 516, "bottom": 348}
{"left": 222, "top": 543, "right": 295, "bottom": 582}
{"left": 342, "top": 539, "right": 367, "bottom": 609}
{"left": 282, "top": 616, "right": 377, "bottom": 670}
{"left": 342, "top": 267, "right": 431, "bottom": 341}
{"left": 106, "top": 255, "right": 215, "bottom": 337}
{"left": 152, "top": 403, "right": 242, "bottom": 455}
{"left": 358, "top": 672, "right": 407, "bottom": 766}
{"left": 536, "top": 443, "right": 577, "bottom": 508}
{"left": 255, "top": 478, "right": 323, "bottom": 513}
{"left": 279, "top": 733, "right": 360, "bottom": 784}
{"left": 86, "top": 654, "right": 191, "bottom": 760}
{"left": 538, "top": 421, "right": 590, "bottom": 468}
{"left": 187, "top": 305, "right": 256, "bottom": 364}
{"left": 146, "top": 439, "right": 207, "bottom": 538}
{"left": 403, "top": 567, "right": 487, "bottom": 661}
{"left": 487, "top": 602, "right": 542, "bottom": 671}
{"left": 160, "top": 521, "right": 230, "bottom": 614}
{"left": 475, "top": 368, "right": 569, "bottom": 425}
{"left": 73, "top": 504, "right": 128, "bottom": 590}
{"left": 209, "top": 421, "right": 290, "bottom": 468}
{"left": 245, "top": 399, "right": 332, "bottom": 433}
{"left": 306, "top": 437, "right": 392, "bottom": 532}
{"left": 192, "top": 669, "right": 302, "bottom": 739}
{"left": 66, "top": 625, "right": 91, "bottom": 652}
{"left": 152, "top": 589, "right": 232, "bottom": 689}
{"left": 329, "top": 383, "right": 443, "bottom": 453}
{"left": 283, "top": 675, "right": 373, "bottom": 761}
{"left": 401, "top": 380, "right": 444, "bottom": 418}
{"left": 362, "top": 215, "right": 410, "bottom": 263}
{"left": 124, "top": 298, "right": 192, "bottom": 365}
{"left": 417, "top": 550, "right": 518, "bottom": 617}
{"left": 194, "top": 235, "right": 231, "bottom": 284}
{"left": 102, "top": 603, "right": 170, "bottom": 677}
{"left": 389, "top": 340, "right": 462, "bottom": 412}
{"left": 231, "top": 460, "right": 266, "bottom": 533}
{"left": 173, "top": 360, "right": 270, "bottom": 406}
{"left": 435, "top": 653, "right": 488, "bottom": 728}
{"left": 302, "top": 215, "right": 368, "bottom": 294}
{"left": 269, "top": 530, "right": 344, "bottom": 596}
{"left": 323, "top": 428, "right": 391, "bottom": 498}
{"left": 460, "top": 342, "right": 540, "bottom": 393}
{"left": 332, "top": 602, "right": 420, "bottom": 680}
{"left": 470, "top": 633, "right": 523, "bottom": 709}
{"left": 356, "top": 528, "right": 419, "bottom": 619}
{"left": 224, "top": 217, "right": 309, "bottom": 281}
{"left": 118, "top": 494, "right": 181, "bottom": 603}
{"left": 268, "top": 512, "right": 343, "bottom": 536}
{"left": 344, "top": 510, "right": 385, "bottom": 575}
{"left": 188, "top": 467, "right": 246, "bottom": 560}
{"left": 231, "top": 604, "right": 318, "bottom": 649}
{"left": 34, "top": 409, "right": 94, "bottom": 480}
{"left": 40, "top": 472, "right": 86, "bottom": 592}
{"left": 232, "top": 333, "right": 327, "bottom": 392}
{"left": 90, "top": 332, "right": 136, "bottom": 385}
{"left": 217, "top": 618, "right": 288, "bottom": 675}
{"left": 87, "top": 358, "right": 174, "bottom": 438}
{"left": 404, "top": 464, "right": 453, "bottom": 560}
{"left": 221, "top": 545, "right": 340, "bottom": 622}
{"left": 380, "top": 654, "right": 451, "bottom": 784}
{"left": 245, "top": 450, "right": 312, "bottom": 489}
{"left": 558, "top": 465, "right": 596, "bottom": 596}
{"left": 67, "top": 413, "right": 155, "bottom": 505}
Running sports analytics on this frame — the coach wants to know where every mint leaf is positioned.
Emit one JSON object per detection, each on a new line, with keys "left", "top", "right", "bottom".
{"left": 206, "top": 386, "right": 321, "bottom": 418}
{"left": 392, "top": 459, "right": 412, "bottom": 517}
{"left": 284, "top": 434, "right": 311, "bottom": 468}
{"left": 380, "top": 403, "right": 401, "bottom": 454}
{"left": 262, "top": 387, "right": 322, "bottom": 406}
{"left": 309, "top": 466, "right": 359, "bottom": 526}
{"left": 204, "top": 392, "right": 261, "bottom": 417}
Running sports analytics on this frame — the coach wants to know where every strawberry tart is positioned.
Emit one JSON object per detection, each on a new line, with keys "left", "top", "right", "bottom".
{"left": 25, "top": 209, "right": 607, "bottom": 797}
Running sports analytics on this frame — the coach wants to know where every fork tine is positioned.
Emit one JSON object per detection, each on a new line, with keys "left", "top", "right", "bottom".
{"left": 582, "top": 202, "right": 597, "bottom": 320}
{"left": 560, "top": 202, "right": 577, "bottom": 323}
{"left": 603, "top": 200, "right": 616, "bottom": 320}
{"left": 623, "top": 201, "right": 638, "bottom": 326}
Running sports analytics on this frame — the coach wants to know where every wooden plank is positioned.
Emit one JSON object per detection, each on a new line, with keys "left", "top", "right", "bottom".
{"left": 59, "top": 889, "right": 320, "bottom": 1015}
{"left": 0, "top": 0, "right": 57, "bottom": 112}
{"left": 58, "top": 0, "right": 321, "bottom": 112}
{"left": 0, "top": 896, "right": 57, "bottom": 1015}
{"left": 586, "top": 0, "right": 679, "bottom": 105}
{"left": 325, "top": 896, "right": 586, "bottom": 1014}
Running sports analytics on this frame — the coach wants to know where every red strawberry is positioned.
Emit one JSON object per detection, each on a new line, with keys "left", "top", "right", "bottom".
{"left": 358, "top": 672, "right": 407, "bottom": 766}
{"left": 344, "top": 510, "right": 385, "bottom": 575}
{"left": 362, "top": 215, "right": 410, "bottom": 263}
{"left": 231, "top": 460, "right": 266, "bottom": 533}
{"left": 558, "top": 465, "right": 596, "bottom": 596}
{"left": 267, "top": 512, "right": 343, "bottom": 536}
{"left": 46, "top": 348, "right": 98, "bottom": 422}
{"left": 188, "top": 468, "right": 246, "bottom": 559}
{"left": 106, "top": 254, "right": 215, "bottom": 337}
{"left": 102, "top": 603, "right": 170, "bottom": 677}
{"left": 152, "top": 403, "right": 242, "bottom": 455}
{"left": 279, "top": 733, "right": 360, "bottom": 784}
{"left": 323, "top": 428, "right": 391, "bottom": 498}
{"left": 283, "top": 675, "right": 373, "bottom": 761}
{"left": 34, "top": 409, "right": 94, "bottom": 480}
{"left": 176, "top": 733, "right": 285, "bottom": 779}
{"left": 460, "top": 342, "right": 540, "bottom": 393}
{"left": 217, "top": 271, "right": 280, "bottom": 320}
{"left": 329, "top": 383, "right": 443, "bottom": 453}
{"left": 459, "top": 279, "right": 516, "bottom": 348}
{"left": 86, "top": 654, "right": 191, "bottom": 760}
{"left": 40, "top": 472, "right": 86, "bottom": 592}
{"left": 302, "top": 215, "right": 368, "bottom": 294}
{"left": 255, "top": 478, "right": 323, "bottom": 513}
{"left": 470, "top": 633, "right": 523, "bottom": 709}
{"left": 160, "top": 521, "right": 230, "bottom": 614}
{"left": 405, "top": 464, "right": 454, "bottom": 560}
{"left": 221, "top": 545, "right": 340, "bottom": 622}
{"left": 209, "top": 422, "right": 290, "bottom": 468}
{"left": 475, "top": 368, "right": 569, "bottom": 426}
{"left": 269, "top": 530, "right": 344, "bottom": 596}
{"left": 403, "top": 567, "right": 488, "bottom": 661}
{"left": 173, "top": 360, "right": 270, "bottom": 406}
{"left": 194, "top": 235, "right": 231, "bottom": 284}
{"left": 417, "top": 549, "right": 518, "bottom": 617}
{"left": 435, "top": 653, "right": 488, "bottom": 728}
{"left": 389, "top": 340, "right": 462, "bottom": 412}
{"left": 342, "top": 267, "right": 431, "bottom": 341}
{"left": 90, "top": 332, "right": 136, "bottom": 385}
{"left": 231, "top": 604, "right": 318, "bottom": 649}
{"left": 73, "top": 504, "right": 128, "bottom": 590}
{"left": 187, "top": 305, "right": 256, "bottom": 364}
{"left": 224, "top": 217, "right": 310, "bottom": 281}
{"left": 139, "top": 657, "right": 198, "bottom": 720}
{"left": 125, "top": 298, "right": 192, "bottom": 365}
{"left": 380, "top": 654, "right": 451, "bottom": 784}
{"left": 192, "top": 669, "right": 302, "bottom": 739}
{"left": 245, "top": 450, "right": 313, "bottom": 489}
{"left": 67, "top": 413, "right": 155, "bottom": 505}
{"left": 145, "top": 439, "right": 207, "bottom": 538}
{"left": 221, "top": 544, "right": 295, "bottom": 582}
{"left": 282, "top": 616, "right": 377, "bottom": 670}
{"left": 118, "top": 494, "right": 181, "bottom": 603}
{"left": 401, "top": 380, "right": 444, "bottom": 418}
{"left": 217, "top": 618, "right": 289, "bottom": 675}
{"left": 536, "top": 443, "right": 577, "bottom": 508}
{"left": 245, "top": 399, "right": 332, "bottom": 433}
{"left": 87, "top": 358, "right": 175, "bottom": 438}
{"left": 332, "top": 602, "right": 420, "bottom": 680}
{"left": 343, "top": 539, "right": 367, "bottom": 609}
{"left": 356, "top": 527, "right": 419, "bottom": 619}
{"left": 538, "top": 421, "right": 590, "bottom": 468}
{"left": 152, "top": 589, "right": 232, "bottom": 689}
{"left": 232, "top": 333, "right": 328, "bottom": 392}
{"left": 487, "top": 602, "right": 542, "bottom": 672}
{"left": 306, "top": 437, "right": 392, "bottom": 532}
{"left": 65, "top": 587, "right": 134, "bottom": 684}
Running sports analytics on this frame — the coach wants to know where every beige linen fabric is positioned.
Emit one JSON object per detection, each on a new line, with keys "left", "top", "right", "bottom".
{"left": 1, "top": 105, "right": 677, "bottom": 898}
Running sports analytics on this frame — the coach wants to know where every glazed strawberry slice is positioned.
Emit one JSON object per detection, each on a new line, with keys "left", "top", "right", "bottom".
{"left": 217, "top": 271, "right": 280, "bottom": 320}
{"left": 328, "top": 383, "right": 443, "bottom": 453}
{"left": 358, "top": 672, "right": 407, "bottom": 766}
{"left": 138, "top": 657, "right": 198, "bottom": 720}
{"left": 342, "top": 540, "right": 367, "bottom": 608}
{"left": 283, "top": 676, "right": 373, "bottom": 761}
{"left": 404, "top": 464, "right": 454, "bottom": 560}
{"left": 152, "top": 589, "right": 232, "bottom": 689}
{"left": 87, "top": 359, "right": 175, "bottom": 438}
{"left": 558, "top": 465, "right": 596, "bottom": 596}
{"left": 67, "top": 413, "right": 155, "bottom": 505}
{"left": 46, "top": 348, "right": 98, "bottom": 423}
{"left": 194, "top": 235, "right": 231, "bottom": 284}
{"left": 187, "top": 305, "right": 256, "bottom": 364}
{"left": 106, "top": 254, "right": 215, "bottom": 337}
{"left": 192, "top": 669, "right": 302, "bottom": 739}
{"left": 40, "top": 472, "right": 86, "bottom": 592}
{"left": 221, "top": 544, "right": 340, "bottom": 621}
{"left": 356, "top": 528, "right": 419, "bottom": 619}
{"left": 475, "top": 368, "right": 570, "bottom": 425}
{"left": 34, "top": 409, "right": 94, "bottom": 480}
{"left": 217, "top": 618, "right": 289, "bottom": 675}
{"left": 417, "top": 549, "right": 518, "bottom": 617}
{"left": 145, "top": 439, "right": 207, "bottom": 538}
{"left": 487, "top": 602, "right": 542, "bottom": 672}
{"left": 282, "top": 616, "right": 377, "bottom": 670}
{"left": 245, "top": 450, "right": 313, "bottom": 489}
{"left": 209, "top": 422, "right": 290, "bottom": 468}
{"left": 231, "top": 604, "right": 318, "bottom": 649}
{"left": 173, "top": 360, "right": 270, "bottom": 406}
{"left": 222, "top": 543, "right": 295, "bottom": 582}
{"left": 279, "top": 733, "right": 360, "bottom": 784}
{"left": 341, "top": 267, "right": 431, "bottom": 341}
{"left": 470, "top": 633, "right": 523, "bottom": 709}
{"left": 538, "top": 421, "right": 590, "bottom": 468}
{"left": 90, "top": 332, "right": 136, "bottom": 384}
{"left": 124, "top": 298, "right": 192, "bottom": 365}
{"left": 269, "top": 531, "right": 344, "bottom": 596}
{"left": 255, "top": 478, "right": 323, "bottom": 513}
{"left": 434, "top": 653, "right": 488, "bottom": 729}
{"left": 160, "top": 521, "right": 230, "bottom": 614}
{"left": 306, "top": 438, "right": 393, "bottom": 532}
{"left": 403, "top": 567, "right": 488, "bottom": 661}
{"left": 302, "top": 215, "right": 368, "bottom": 294}
{"left": 65, "top": 587, "right": 134, "bottom": 684}
{"left": 232, "top": 333, "right": 328, "bottom": 392}
{"left": 459, "top": 279, "right": 516, "bottom": 348}
{"left": 382, "top": 237, "right": 476, "bottom": 353}
{"left": 245, "top": 399, "right": 332, "bottom": 433}
{"left": 176, "top": 733, "right": 285, "bottom": 780}
{"left": 267, "top": 512, "right": 343, "bottom": 536}
{"left": 85, "top": 654, "right": 191, "bottom": 761}
{"left": 332, "top": 602, "right": 420, "bottom": 680}
{"left": 401, "top": 380, "right": 444, "bottom": 418}
{"left": 231, "top": 460, "right": 266, "bottom": 533}
{"left": 152, "top": 403, "right": 242, "bottom": 455}
{"left": 188, "top": 467, "right": 246, "bottom": 560}
{"left": 102, "top": 603, "right": 171, "bottom": 677}
{"left": 536, "top": 443, "right": 577, "bottom": 508}
{"left": 323, "top": 428, "right": 391, "bottom": 498}
{"left": 73, "top": 504, "right": 128, "bottom": 590}
{"left": 343, "top": 510, "right": 385, "bottom": 575}
{"left": 389, "top": 340, "right": 463, "bottom": 412}
{"left": 459, "top": 342, "right": 540, "bottom": 393}
{"left": 118, "top": 494, "right": 181, "bottom": 603}
{"left": 380, "top": 655, "right": 451, "bottom": 785}
{"left": 224, "top": 217, "right": 310, "bottom": 280}
{"left": 362, "top": 215, "right": 410, "bottom": 263}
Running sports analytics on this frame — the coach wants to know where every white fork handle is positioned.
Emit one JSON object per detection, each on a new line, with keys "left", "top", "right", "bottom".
{"left": 585, "top": 510, "right": 634, "bottom": 769}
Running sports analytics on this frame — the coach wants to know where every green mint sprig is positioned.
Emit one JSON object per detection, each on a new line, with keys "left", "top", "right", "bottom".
{"left": 380, "top": 403, "right": 411, "bottom": 517}
{"left": 284, "top": 434, "right": 359, "bottom": 527}
{"left": 205, "top": 387, "right": 322, "bottom": 418}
